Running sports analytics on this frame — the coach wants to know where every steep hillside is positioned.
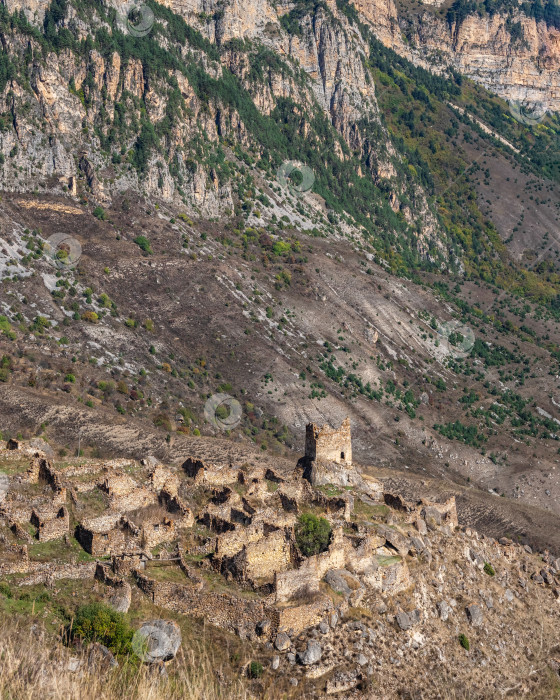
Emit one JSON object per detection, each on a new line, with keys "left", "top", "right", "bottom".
{"left": 0, "top": 0, "right": 560, "bottom": 522}
{"left": 0, "top": 441, "right": 559, "bottom": 698}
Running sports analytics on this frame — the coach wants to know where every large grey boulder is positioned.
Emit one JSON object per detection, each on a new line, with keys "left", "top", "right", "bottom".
{"left": 29, "top": 438, "right": 55, "bottom": 458}
{"left": 87, "top": 643, "right": 118, "bottom": 673}
{"left": 275, "top": 632, "right": 291, "bottom": 651}
{"left": 324, "top": 569, "right": 362, "bottom": 598}
{"left": 132, "top": 620, "right": 181, "bottom": 663}
{"left": 465, "top": 604, "right": 483, "bottom": 627}
{"left": 297, "top": 640, "right": 322, "bottom": 666}
{"left": 396, "top": 610, "right": 420, "bottom": 631}
{"left": 107, "top": 581, "right": 131, "bottom": 614}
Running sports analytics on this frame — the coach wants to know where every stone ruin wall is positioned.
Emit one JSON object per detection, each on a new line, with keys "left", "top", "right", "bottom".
{"left": 133, "top": 570, "right": 275, "bottom": 639}
{"left": 384, "top": 493, "right": 459, "bottom": 528}
{"left": 31, "top": 506, "right": 69, "bottom": 542}
{"left": 305, "top": 418, "right": 352, "bottom": 465}
{"left": 230, "top": 528, "right": 295, "bottom": 586}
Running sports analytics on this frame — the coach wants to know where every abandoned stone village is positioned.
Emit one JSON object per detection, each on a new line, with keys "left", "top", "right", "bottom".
{"left": 1, "top": 421, "right": 560, "bottom": 696}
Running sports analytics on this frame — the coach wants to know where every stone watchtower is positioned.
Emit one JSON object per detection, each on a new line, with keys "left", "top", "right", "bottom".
{"left": 304, "top": 417, "right": 352, "bottom": 466}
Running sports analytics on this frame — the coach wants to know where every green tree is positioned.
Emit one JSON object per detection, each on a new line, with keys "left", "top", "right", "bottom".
{"left": 69, "top": 603, "right": 134, "bottom": 656}
{"left": 295, "top": 513, "right": 332, "bottom": 557}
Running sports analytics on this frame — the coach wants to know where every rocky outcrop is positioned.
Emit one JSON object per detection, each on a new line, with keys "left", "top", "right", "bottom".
{"left": 354, "top": 0, "right": 560, "bottom": 110}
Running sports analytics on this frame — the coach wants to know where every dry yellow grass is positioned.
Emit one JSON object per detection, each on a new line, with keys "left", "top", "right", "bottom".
{"left": 0, "top": 623, "right": 249, "bottom": 700}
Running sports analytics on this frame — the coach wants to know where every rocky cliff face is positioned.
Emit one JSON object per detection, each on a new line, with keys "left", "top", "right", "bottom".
{"left": 354, "top": 0, "right": 560, "bottom": 109}
{"left": 0, "top": 0, "right": 446, "bottom": 259}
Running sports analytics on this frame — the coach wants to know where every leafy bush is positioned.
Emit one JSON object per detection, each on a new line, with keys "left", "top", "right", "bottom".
{"left": 92, "top": 206, "right": 106, "bottom": 220}
{"left": 69, "top": 603, "right": 134, "bottom": 656}
{"left": 247, "top": 661, "right": 263, "bottom": 679}
{"left": 133, "top": 236, "right": 153, "bottom": 254}
{"left": 0, "top": 582, "right": 13, "bottom": 598}
{"left": 295, "top": 513, "right": 332, "bottom": 557}
{"left": 459, "top": 633, "right": 470, "bottom": 651}
{"left": 81, "top": 311, "right": 99, "bottom": 324}
{"left": 483, "top": 562, "right": 495, "bottom": 576}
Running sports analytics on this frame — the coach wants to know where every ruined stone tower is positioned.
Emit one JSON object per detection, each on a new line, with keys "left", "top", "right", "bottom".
{"left": 305, "top": 418, "right": 352, "bottom": 466}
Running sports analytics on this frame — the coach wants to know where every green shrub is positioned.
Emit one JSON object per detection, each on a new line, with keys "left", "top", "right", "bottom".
{"left": 248, "top": 661, "right": 263, "bottom": 679}
{"left": 92, "top": 206, "right": 106, "bottom": 220}
{"left": 133, "top": 236, "right": 153, "bottom": 254}
{"left": 81, "top": 311, "right": 99, "bottom": 324}
{"left": 69, "top": 603, "right": 134, "bottom": 656}
{"left": 295, "top": 513, "right": 332, "bottom": 557}
{"left": 483, "top": 562, "right": 495, "bottom": 576}
{"left": 0, "top": 582, "right": 13, "bottom": 598}
{"left": 459, "top": 633, "right": 470, "bottom": 651}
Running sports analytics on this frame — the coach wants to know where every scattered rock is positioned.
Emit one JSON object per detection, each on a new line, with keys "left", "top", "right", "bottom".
{"left": 465, "top": 604, "right": 483, "bottom": 627}
{"left": 275, "top": 632, "right": 291, "bottom": 651}
{"left": 132, "top": 620, "right": 181, "bottom": 663}
{"left": 107, "top": 582, "right": 132, "bottom": 614}
{"left": 297, "top": 640, "right": 322, "bottom": 666}
{"left": 326, "top": 669, "right": 360, "bottom": 694}
{"left": 271, "top": 655, "right": 280, "bottom": 670}
{"left": 87, "top": 643, "right": 118, "bottom": 673}
{"left": 256, "top": 619, "right": 271, "bottom": 636}
{"left": 66, "top": 657, "right": 81, "bottom": 673}
{"left": 437, "top": 601, "right": 451, "bottom": 621}
{"left": 324, "top": 569, "right": 362, "bottom": 598}
{"left": 396, "top": 612, "right": 412, "bottom": 631}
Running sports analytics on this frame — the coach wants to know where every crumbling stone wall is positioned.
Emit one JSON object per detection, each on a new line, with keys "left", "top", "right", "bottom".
{"left": 276, "top": 596, "right": 334, "bottom": 634}
{"left": 0, "top": 545, "right": 29, "bottom": 574}
{"left": 17, "top": 561, "right": 96, "bottom": 587}
{"left": 134, "top": 570, "right": 275, "bottom": 639}
{"left": 31, "top": 505, "right": 69, "bottom": 542}
{"left": 25, "top": 457, "right": 66, "bottom": 505}
{"left": 109, "top": 488, "right": 157, "bottom": 513}
{"left": 275, "top": 565, "right": 321, "bottom": 604}
{"left": 159, "top": 489, "right": 194, "bottom": 527}
{"left": 76, "top": 514, "right": 127, "bottom": 556}
{"left": 141, "top": 517, "right": 175, "bottom": 549}
{"left": 148, "top": 465, "right": 179, "bottom": 496}
{"left": 223, "top": 528, "right": 294, "bottom": 587}
{"left": 98, "top": 472, "right": 137, "bottom": 497}
{"left": 111, "top": 552, "right": 148, "bottom": 575}
{"left": 383, "top": 493, "right": 459, "bottom": 528}
{"left": 305, "top": 418, "right": 352, "bottom": 465}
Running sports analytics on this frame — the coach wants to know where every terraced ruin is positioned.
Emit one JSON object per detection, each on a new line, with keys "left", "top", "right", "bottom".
{"left": 1, "top": 423, "right": 559, "bottom": 697}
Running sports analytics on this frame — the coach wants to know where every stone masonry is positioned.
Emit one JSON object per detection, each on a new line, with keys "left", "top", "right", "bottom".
{"left": 305, "top": 417, "right": 352, "bottom": 466}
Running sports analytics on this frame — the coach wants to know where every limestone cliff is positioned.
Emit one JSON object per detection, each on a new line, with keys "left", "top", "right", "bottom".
{"left": 353, "top": 0, "right": 560, "bottom": 109}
